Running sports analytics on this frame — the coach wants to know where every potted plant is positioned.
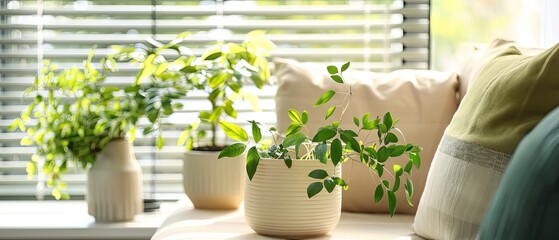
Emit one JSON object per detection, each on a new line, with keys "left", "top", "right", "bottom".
{"left": 219, "top": 62, "right": 422, "bottom": 238}
{"left": 9, "top": 50, "right": 186, "bottom": 221}
{"left": 111, "top": 31, "right": 275, "bottom": 209}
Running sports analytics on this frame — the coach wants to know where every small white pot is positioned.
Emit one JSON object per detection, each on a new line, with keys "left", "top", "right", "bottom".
{"left": 183, "top": 150, "right": 245, "bottom": 209}
{"left": 245, "top": 158, "right": 342, "bottom": 239}
{"left": 87, "top": 139, "right": 143, "bottom": 222}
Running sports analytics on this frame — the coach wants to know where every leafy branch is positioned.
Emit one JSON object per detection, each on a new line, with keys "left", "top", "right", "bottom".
{"left": 219, "top": 62, "right": 422, "bottom": 216}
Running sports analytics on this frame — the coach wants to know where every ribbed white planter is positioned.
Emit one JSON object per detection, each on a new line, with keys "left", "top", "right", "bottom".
{"left": 245, "top": 158, "right": 342, "bottom": 239}
{"left": 183, "top": 150, "right": 245, "bottom": 209}
{"left": 87, "top": 139, "right": 143, "bottom": 222}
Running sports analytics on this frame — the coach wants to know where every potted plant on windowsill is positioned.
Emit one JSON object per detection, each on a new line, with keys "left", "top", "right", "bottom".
{"left": 9, "top": 50, "right": 186, "bottom": 221}
{"left": 219, "top": 62, "right": 422, "bottom": 238}
{"left": 112, "top": 30, "right": 275, "bottom": 209}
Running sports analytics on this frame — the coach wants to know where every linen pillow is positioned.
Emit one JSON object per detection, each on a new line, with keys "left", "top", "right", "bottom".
{"left": 456, "top": 39, "right": 513, "bottom": 101}
{"left": 413, "top": 43, "right": 559, "bottom": 239}
{"left": 477, "top": 107, "right": 559, "bottom": 240}
{"left": 274, "top": 58, "right": 459, "bottom": 214}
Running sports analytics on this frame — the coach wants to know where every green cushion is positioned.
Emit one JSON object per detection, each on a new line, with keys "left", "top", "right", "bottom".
{"left": 447, "top": 44, "right": 559, "bottom": 154}
{"left": 414, "top": 43, "right": 559, "bottom": 240}
{"left": 478, "top": 107, "right": 559, "bottom": 240}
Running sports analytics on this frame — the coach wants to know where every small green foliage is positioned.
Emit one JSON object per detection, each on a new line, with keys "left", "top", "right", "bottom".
{"left": 330, "top": 138, "right": 343, "bottom": 165}
{"left": 307, "top": 182, "right": 323, "bottom": 198}
{"left": 251, "top": 121, "right": 262, "bottom": 143}
{"left": 308, "top": 169, "right": 329, "bottom": 179}
{"left": 326, "top": 65, "right": 338, "bottom": 74}
{"left": 374, "top": 184, "right": 384, "bottom": 203}
{"left": 218, "top": 143, "right": 247, "bottom": 159}
{"left": 218, "top": 62, "right": 422, "bottom": 216}
{"left": 325, "top": 106, "right": 336, "bottom": 120}
{"left": 312, "top": 127, "right": 337, "bottom": 142}
{"left": 315, "top": 90, "right": 336, "bottom": 106}
{"left": 388, "top": 190, "right": 397, "bottom": 217}
{"left": 219, "top": 121, "right": 249, "bottom": 142}
{"left": 324, "top": 178, "right": 336, "bottom": 193}
{"left": 246, "top": 146, "right": 260, "bottom": 180}
{"left": 288, "top": 109, "right": 304, "bottom": 125}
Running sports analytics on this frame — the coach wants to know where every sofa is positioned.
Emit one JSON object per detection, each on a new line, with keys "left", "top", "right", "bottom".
{"left": 151, "top": 39, "right": 559, "bottom": 240}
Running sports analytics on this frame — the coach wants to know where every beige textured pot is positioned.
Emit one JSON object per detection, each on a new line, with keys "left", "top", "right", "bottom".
{"left": 183, "top": 150, "right": 245, "bottom": 209}
{"left": 245, "top": 158, "right": 342, "bottom": 239}
{"left": 87, "top": 139, "right": 143, "bottom": 222}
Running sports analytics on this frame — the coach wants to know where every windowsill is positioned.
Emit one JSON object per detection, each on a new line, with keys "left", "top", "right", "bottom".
{"left": 0, "top": 200, "right": 179, "bottom": 240}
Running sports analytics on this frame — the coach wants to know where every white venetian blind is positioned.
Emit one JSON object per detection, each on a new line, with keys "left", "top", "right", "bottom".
{"left": 0, "top": 0, "right": 430, "bottom": 200}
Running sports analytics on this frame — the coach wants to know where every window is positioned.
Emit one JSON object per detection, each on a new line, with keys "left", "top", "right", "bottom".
{"left": 430, "top": 0, "right": 543, "bottom": 71}
{"left": 0, "top": 0, "right": 430, "bottom": 200}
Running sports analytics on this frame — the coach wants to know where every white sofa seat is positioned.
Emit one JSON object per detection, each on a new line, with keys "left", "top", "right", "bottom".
{"left": 152, "top": 199, "right": 424, "bottom": 240}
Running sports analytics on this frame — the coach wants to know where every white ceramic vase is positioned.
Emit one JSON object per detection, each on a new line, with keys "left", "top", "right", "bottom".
{"left": 245, "top": 158, "right": 342, "bottom": 239}
{"left": 87, "top": 139, "right": 143, "bottom": 222}
{"left": 183, "top": 150, "right": 245, "bottom": 209}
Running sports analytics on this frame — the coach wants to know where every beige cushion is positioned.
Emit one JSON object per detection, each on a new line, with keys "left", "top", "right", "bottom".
{"left": 414, "top": 43, "right": 559, "bottom": 239}
{"left": 274, "top": 58, "right": 459, "bottom": 214}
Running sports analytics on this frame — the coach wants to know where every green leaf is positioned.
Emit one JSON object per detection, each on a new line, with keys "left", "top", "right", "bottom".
{"left": 312, "top": 127, "right": 337, "bottom": 142}
{"left": 283, "top": 132, "right": 307, "bottom": 148}
{"left": 219, "top": 121, "right": 248, "bottom": 142}
{"left": 307, "top": 182, "right": 323, "bottom": 198}
{"left": 378, "top": 123, "right": 388, "bottom": 133}
{"left": 341, "top": 62, "right": 350, "bottom": 72}
{"left": 340, "top": 133, "right": 360, "bottom": 152}
{"left": 377, "top": 164, "right": 385, "bottom": 177}
{"left": 314, "top": 90, "right": 335, "bottom": 106}
{"left": 362, "top": 120, "right": 379, "bottom": 130}
{"left": 384, "top": 132, "right": 398, "bottom": 144}
{"left": 377, "top": 146, "right": 390, "bottom": 163}
{"left": 288, "top": 109, "right": 303, "bottom": 124}
{"left": 330, "top": 75, "right": 343, "bottom": 83}
{"left": 388, "top": 190, "right": 397, "bottom": 217}
{"left": 204, "top": 52, "right": 222, "bottom": 60}
{"left": 224, "top": 103, "right": 237, "bottom": 118}
{"left": 156, "top": 134, "right": 164, "bottom": 149}
{"left": 209, "top": 72, "right": 228, "bottom": 88}
{"left": 404, "top": 161, "right": 413, "bottom": 174}
{"left": 393, "top": 176, "right": 401, "bottom": 192}
{"left": 219, "top": 143, "right": 247, "bottom": 159}
{"left": 301, "top": 111, "right": 309, "bottom": 124}
{"left": 382, "top": 180, "right": 390, "bottom": 188}
{"left": 315, "top": 142, "right": 328, "bottom": 164}
{"left": 353, "top": 117, "right": 359, "bottom": 127}
{"left": 284, "top": 158, "right": 292, "bottom": 168}
{"left": 327, "top": 65, "right": 338, "bottom": 74}
{"left": 331, "top": 138, "right": 343, "bottom": 166}
{"left": 325, "top": 106, "right": 336, "bottom": 120}
{"left": 405, "top": 178, "right": 414, "bottom": 206}
{"left": 374, "top": 184, "right": 384, "bottom": 203}
{"left": 383, "top": 112, "right": 393, "bottom": 129}
{"left": 342, "top": 130, "right": 358, "bottom": 137}
{"left": 285, "top": 122, "right": 302, "bottom": 136}
{"left": 389, "top": 145, "right": 407, "bottom": 157}
{"left": 332, "top": 176, "right": 347, "bottom": 188}
{"left": 393, "top": 164, "right": 403, "bottom": 177}
{"left": 410, "top": 152, "right": 421, "bottom": 168}
{"left": 246, "top": 146, "right": 260, "bottom": 181}
{"left": 324, "top": 178, "right": 336, "bottom": 193}
{"left": 20, "top": 136, "right": 33, "bottom": 146}
{"left": 250, "top": 121, "right": 262, "bottom": 143}
{"left": 308, "top": 169, "right": 329, "bottom": 179}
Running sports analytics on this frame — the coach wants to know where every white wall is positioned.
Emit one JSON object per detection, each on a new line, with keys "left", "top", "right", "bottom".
{"left": 542, "top": 0, "right": 559, "bottom": 47}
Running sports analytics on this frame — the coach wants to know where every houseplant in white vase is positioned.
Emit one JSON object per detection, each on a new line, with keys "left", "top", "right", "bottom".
{"left": 113, "top": 31, "right": 275, "bottom": 209}
{"left": 10, "top": 51, "right": 186, "bottom": 221}
{"left": 220, "top": 62, "right": 422, "bottom": 238}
